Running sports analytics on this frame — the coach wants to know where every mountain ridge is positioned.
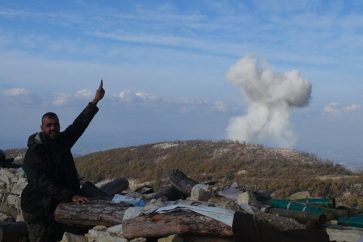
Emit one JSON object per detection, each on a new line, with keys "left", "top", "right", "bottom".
{"left": 74, "top": 140, "right": 363, "bottom": 207}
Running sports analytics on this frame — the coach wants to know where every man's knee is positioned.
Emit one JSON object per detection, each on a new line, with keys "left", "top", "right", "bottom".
{"left": 23, "top": 211, "right": 64, "bottom": 242}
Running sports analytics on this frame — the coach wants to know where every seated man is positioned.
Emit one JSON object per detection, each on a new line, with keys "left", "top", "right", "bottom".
{"left": 21, "top": 81, "right": 105, "bottom": 242}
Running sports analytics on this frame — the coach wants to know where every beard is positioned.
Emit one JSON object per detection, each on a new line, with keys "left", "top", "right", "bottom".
{"left": 46, "top": 131, "right": 59, "bottom": 140}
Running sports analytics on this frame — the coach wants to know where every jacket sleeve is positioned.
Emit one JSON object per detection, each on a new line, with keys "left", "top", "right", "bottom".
{"left": 62, "top": 102, "right": 99, "bottom": 148}
{"left": 23, "top": 149, "right": 76, "bottom": 202}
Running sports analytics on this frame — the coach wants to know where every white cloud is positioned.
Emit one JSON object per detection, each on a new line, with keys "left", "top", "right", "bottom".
{"left": 113, "top": 90, "right": 227, "bottom": 114}
{"left": 344, "top": 103, "right": 361, "bottom": 112}
{"left": 75, "top": 89, "right": 92, "bottom": 99}
{"left": 323, "top": 102, "right": 361, "bottom": 114}
{"left": 52, "top": 93, "right": 69, "bottom": 106}
{"left": 117, "top": 90, "right": 161, "bottom": 103}
{"left": 323, "top": 102, "right": 338, "bottom": 114}
{"left": 2, "top": 87, "right": 29, "bottom": 97}
{"left": 211, "top": 101, "right": 226, "bottom": 112}
{"left": 94, "top": 32, "right": 203, "bottom": 49}
{"left": 0, "top": 8, "right": 25, "bottom": 18}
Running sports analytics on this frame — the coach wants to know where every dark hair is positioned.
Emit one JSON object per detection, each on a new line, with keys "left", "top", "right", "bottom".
{"left": 41, "top": 112, "right": 59, "bottom": 123}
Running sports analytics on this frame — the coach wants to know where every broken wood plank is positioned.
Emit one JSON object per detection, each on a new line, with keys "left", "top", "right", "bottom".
{"left": 144, "top": 185, "right": 183, "bottom": 201}
{"left": 123, "top": 211, "right": 233, "bottom": 239}
{"left": 80, "top": 181, "right": 113, "bottom": 200}
{"left": 54, "top": 200, "right": 129, "bottom": 227}
{"left": 169, "top": 169, "right": 198, "bottom": 197}
{"left": 100, "top": 178, "right": 129, "bottom": 195}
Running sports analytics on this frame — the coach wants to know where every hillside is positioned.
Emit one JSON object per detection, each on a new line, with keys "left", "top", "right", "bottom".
{"left": 75, "top": 140, "right": 363, "bottom": 207}
{"left": 4, "top": 140, "right": 363, "bottom": 207}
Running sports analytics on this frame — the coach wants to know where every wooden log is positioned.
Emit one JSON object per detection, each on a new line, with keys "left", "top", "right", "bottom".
{"left": 0, "top": 193, "right": 18, "bottom": 219}
{"left": 169, "top": 169, "right": 198, "bottom": 197}
{"left": 0, "top": 221, "right": 28, "bottom": 242}
{"left": 267, "top": 208, "right": 327, "bottom": 227}
{"left": 80, "top": 181, "right": 113, "bottom": 200}
{"left": 123, "top": 211, "right": 233, "bottom": 239}
{"left": 135, "top": 185, "right": 153, "bottom": 194}
{"left": 144, "top": 186, "right": 183, "bottom": 201}
{"left": 100, "top": 178, "right": 129, "bottom": 195}
{"left": 54, "top": 200, "right": 129, "bottom": 227}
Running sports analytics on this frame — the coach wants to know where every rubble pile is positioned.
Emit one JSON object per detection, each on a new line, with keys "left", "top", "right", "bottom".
{"left": 0, "top": 168, "right": 26, "bottom": 221}
{"left": 1, "top": 167, "right": 363, "bottom": 242}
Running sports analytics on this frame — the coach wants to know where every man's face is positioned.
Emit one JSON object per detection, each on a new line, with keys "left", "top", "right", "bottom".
{"left": 41, "top": 116, "right": 60, "bottom": 140}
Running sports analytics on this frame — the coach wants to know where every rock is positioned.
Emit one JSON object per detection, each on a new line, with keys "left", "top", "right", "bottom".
{"left": 237, "top": 192, "right": 256, "bottom": 205}
{"left": 0, "top": 169, "right": 11, "bottom": 185}
{"left": 0, "top": 212, "right": 13, "bottom": 222}
{"left": 237, "top": 192, "right": 261, "bottom": 214}
{"left": 107, "top": 224, "right": 123, "bottom": 237}
{"left": 191, "top": 184, "right": 212, "bottom": 202}
{"left": 289, "top": 191, "right": 311, "bottom": 200}
{"left": 92, "top": 225, "right": 107, "bottom": 232}
{"left": 0, "top": 168, "right": 27, "bottom": 221}
{"left": 128, "top": 179, "right": 153, "bottom": 192}
{"left": 217, "top": 186, "right": 243, "bottom": 201}
{"left": 12, "top": 176, "right": 27, "bottom": 194}
{"left": 61, "top": 233, "right": 88, "bottom": 242}
{"left": 86, "top": 225, "right": 128, "bottom": 242}
{"left": 0, "top": 180, "right": 6, "bottom": 189}
{"left": 6, "top": 194, "right": 18, "bottom": 207}
{"left": 130, "top": 238, "right": 147, "bottom": 242}
{"left": 326, "top": 227, "right": 363, "bottom": 242}
{"left": 235, "top": 170, "right": 248, "bottom": 175}
{"left": 158, "top": 234, "right": 184, "bottom": 242}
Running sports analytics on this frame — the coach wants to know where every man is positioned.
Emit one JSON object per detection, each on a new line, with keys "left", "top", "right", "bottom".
{"left": 0, "top": 149, "right": 5, "bottom": 162}
{"left": 21, "top": 80, "right": 105, "bottom": 242}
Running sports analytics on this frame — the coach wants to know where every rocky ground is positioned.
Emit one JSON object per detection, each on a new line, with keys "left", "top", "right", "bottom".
{"left": 1, "top": 166, "right": 363, "bottom": 242}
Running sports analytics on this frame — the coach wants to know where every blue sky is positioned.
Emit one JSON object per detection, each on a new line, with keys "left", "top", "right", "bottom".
{"left": 1, "top": 0, "right": 363, "bottom": 168}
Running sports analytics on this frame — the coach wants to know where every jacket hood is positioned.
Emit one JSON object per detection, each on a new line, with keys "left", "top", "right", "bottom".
{"left": 27, "top": 132, "right": 44, "bottom": 149}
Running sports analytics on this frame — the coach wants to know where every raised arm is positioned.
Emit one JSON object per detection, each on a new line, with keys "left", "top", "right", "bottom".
{"left": 62, "top": 80, "right": 106, "bottom": 148}
{"left": 92, "top": 80, "right": 105, "bottom": 105}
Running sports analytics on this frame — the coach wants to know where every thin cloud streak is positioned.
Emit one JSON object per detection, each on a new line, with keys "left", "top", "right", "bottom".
{"left": 2, "top": 1, "right": 363, "bottom": 69}
{"left": 323, "top": 102, "right": 361, "bottom": 114}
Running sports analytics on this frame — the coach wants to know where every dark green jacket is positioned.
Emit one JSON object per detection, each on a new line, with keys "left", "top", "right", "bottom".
{"left": 21, "top": 102, "right": 99, "bottom": 221}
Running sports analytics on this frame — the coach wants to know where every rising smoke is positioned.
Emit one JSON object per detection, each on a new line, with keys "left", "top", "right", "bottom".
{"left": 226, "top": 56, "right": 312, "bottom": 147}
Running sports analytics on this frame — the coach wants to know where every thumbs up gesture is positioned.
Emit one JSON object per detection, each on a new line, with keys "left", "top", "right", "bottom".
{"left": 92, "top": 80, "right": 105, "bottom": 104}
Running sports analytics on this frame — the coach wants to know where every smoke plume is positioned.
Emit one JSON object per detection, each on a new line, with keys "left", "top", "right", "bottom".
{"left": 226, "top": 56, "right": 312, "bottom": 147}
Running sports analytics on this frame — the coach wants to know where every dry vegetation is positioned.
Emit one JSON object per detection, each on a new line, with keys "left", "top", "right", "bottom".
{"left": 5, "top": 141, "right": 362, "bottom": 207}
{"left": 74, "top": 140, "right": 363, "bottom": 208}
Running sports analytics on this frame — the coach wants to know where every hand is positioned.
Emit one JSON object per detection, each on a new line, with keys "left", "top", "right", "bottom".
{"left": 72, "top": 195, "right": 89, "bottom": 205}
{"left": 92, "top": 80, "right": 105, "bottom": 105}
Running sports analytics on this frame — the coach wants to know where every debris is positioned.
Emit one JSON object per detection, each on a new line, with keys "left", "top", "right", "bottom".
{"left": 100, "top": 178, "right": 129, "bottom": 196}
{"left": 191, "top": 184, "right": 213, "bottom": 202}
{"left": 289, "top": 191, "right": 311, "bottom": 200}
